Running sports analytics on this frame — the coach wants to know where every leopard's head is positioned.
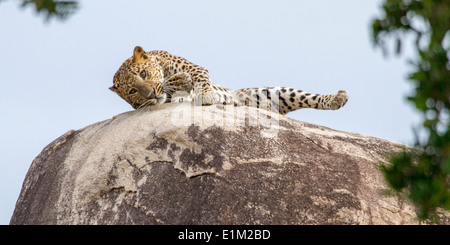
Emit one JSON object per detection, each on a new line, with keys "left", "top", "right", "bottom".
{"left": 110, "top": 46, "right": 166, "bottom": 109}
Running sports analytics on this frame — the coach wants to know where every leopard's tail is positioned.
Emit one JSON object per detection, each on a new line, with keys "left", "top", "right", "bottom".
{"left": 233, "top": 87, "right": 349, "bottom": 115}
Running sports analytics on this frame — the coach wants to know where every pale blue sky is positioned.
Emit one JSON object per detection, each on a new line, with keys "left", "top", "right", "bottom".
{"left": 0, "top": 0, "right": 420, "bottom": 224}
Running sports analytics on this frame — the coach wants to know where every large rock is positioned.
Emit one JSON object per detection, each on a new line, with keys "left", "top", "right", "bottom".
{"left": 9, "top": 103, "right": 443, "bottom": 224}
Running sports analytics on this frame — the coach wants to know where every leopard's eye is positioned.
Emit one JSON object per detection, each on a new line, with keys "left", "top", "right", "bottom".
{"left": 140, "top": 70, "right": 146, "bottom": 79}
{"left": 129, "top": 88, "right": 137, "bottom": 94}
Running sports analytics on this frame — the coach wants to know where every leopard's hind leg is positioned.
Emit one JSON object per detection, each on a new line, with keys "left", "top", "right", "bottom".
{"left": 234, "top": 87, "right": 348, "bottom": 115}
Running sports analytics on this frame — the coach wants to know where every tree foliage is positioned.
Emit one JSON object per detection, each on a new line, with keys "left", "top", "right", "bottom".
{"left": 372, "top": 0, "right": 450, "bottom": 220}
{"left": 19, "top": 0, "right": 78, "bottom": 21}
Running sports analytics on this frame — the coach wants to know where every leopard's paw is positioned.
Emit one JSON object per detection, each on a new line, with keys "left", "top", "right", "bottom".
{"left": 194, "top": 90, "right": 217, "bottom": 106}
{"left": 330, "top": 90, "right": 349, "bottom": 110}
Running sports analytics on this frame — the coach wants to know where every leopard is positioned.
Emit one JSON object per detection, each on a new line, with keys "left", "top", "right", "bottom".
{"left": 110, "top": 46, "right": 349, "bottom": 115}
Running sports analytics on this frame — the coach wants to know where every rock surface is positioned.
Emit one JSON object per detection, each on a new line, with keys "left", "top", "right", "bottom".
{"left": 10, "top": 103, "right": 445, "bottom": 224}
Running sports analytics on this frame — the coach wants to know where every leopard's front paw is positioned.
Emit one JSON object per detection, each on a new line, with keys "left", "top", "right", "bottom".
{"left": 194, "top": 90, "right": 217, "bottom": 106}
{"left": 330, "top": 90, "right": 349, "bottom": 110}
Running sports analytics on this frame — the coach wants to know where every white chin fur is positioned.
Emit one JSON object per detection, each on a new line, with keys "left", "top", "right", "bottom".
{"left": 156, "top": 94, "right": 167, "bottom": 104}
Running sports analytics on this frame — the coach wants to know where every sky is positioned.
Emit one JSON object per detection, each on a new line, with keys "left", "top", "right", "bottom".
{"left": 0, "top": 0, "right": 422, "bottom": 224}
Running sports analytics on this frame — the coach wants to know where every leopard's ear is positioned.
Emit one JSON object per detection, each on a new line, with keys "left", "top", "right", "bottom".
{"left": 109, "top": 85, "right": 118, "bottom": 92}
{"left": 132, "top": 46, "right": 148, "bottom": 63}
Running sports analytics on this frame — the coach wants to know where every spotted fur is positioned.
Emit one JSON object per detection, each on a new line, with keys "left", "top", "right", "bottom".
{"left": 110, "top": 46, "right": 349, "bottom": 114}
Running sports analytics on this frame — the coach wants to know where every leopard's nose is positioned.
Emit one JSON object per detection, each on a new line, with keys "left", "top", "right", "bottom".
{"left": 148, "top": 89, "right": 157, "bottom": 99}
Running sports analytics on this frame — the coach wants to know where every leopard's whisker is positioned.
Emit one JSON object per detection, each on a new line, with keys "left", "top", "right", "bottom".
{"left": 162, "top": 87, "right": 176, "bottom": 93}
{"left": 137, "top": 99, "right": 154, "bottom": 109}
